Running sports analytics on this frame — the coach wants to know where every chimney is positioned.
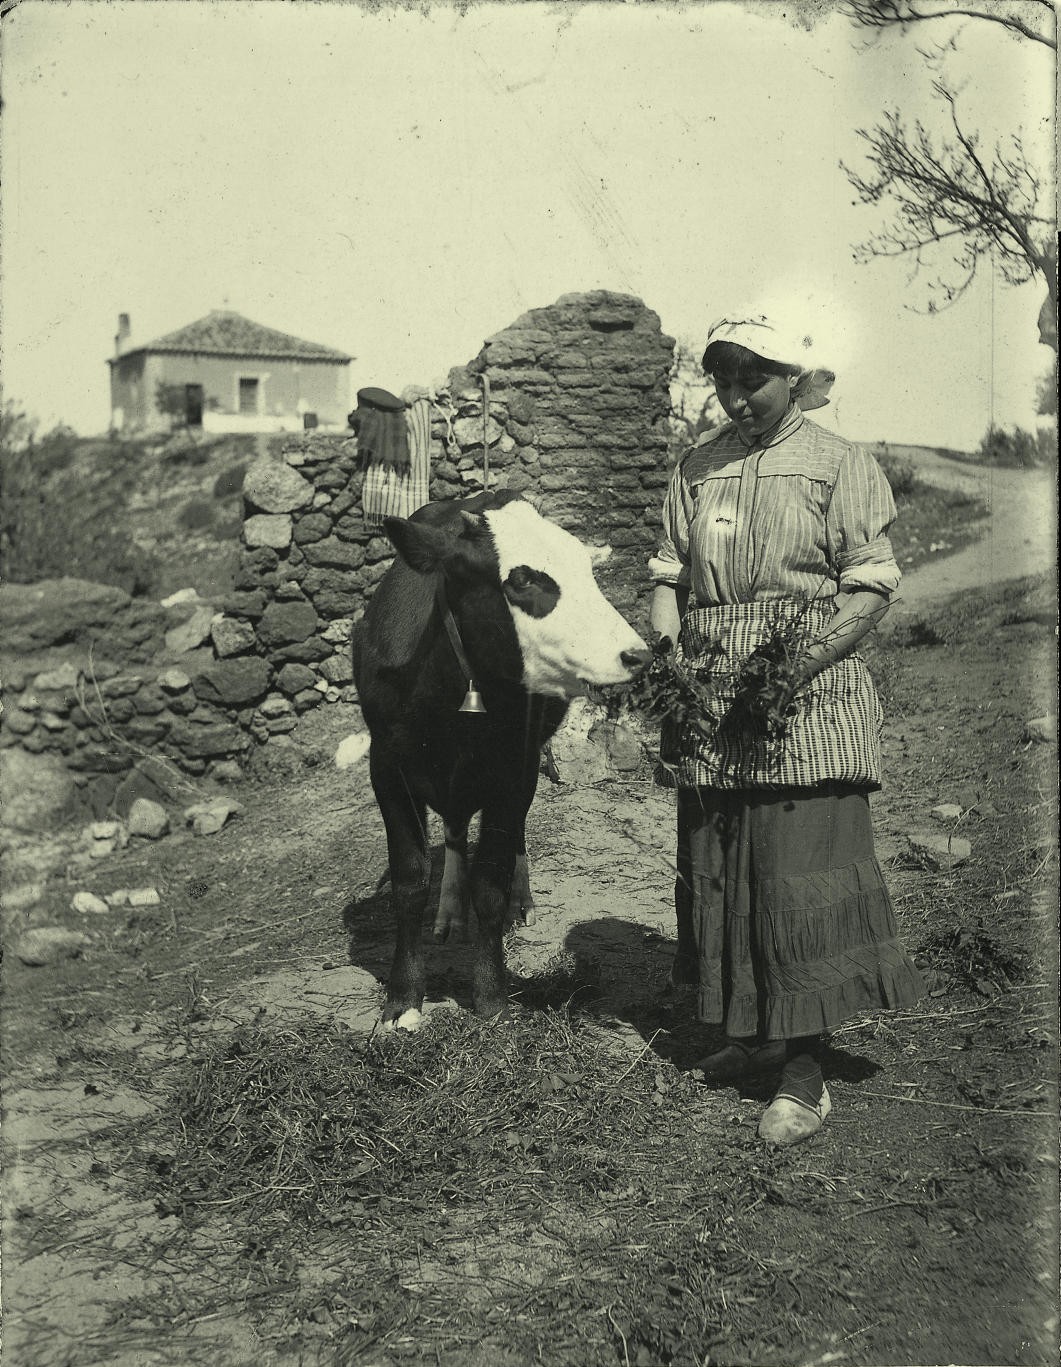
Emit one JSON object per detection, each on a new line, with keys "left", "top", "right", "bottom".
{"left": 115, "top": 313, "right": 131, "bottom": 357}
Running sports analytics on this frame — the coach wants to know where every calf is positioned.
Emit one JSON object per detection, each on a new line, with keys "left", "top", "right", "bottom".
{"left": 352, "top": 490, "right": 650, "bottom": 1028}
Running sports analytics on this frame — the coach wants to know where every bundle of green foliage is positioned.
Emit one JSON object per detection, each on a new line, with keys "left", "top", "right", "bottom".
{"left": 593, "top": 633, "right": 720, "bottom": 741}
{"left": 596, "top": 603, "right": 816, "bottom": 751}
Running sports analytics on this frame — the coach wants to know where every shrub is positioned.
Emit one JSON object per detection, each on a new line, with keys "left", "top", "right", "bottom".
{"left": 975, "top": 424, "right": 1040, "bottom": 468}
{"left": 213, "top": 462, "right": 247, "bottom": 499}
{"left": 875, "top": 448, "right": 919, "bottom": 499}
{"left": 0, "top": 403, "right": 160, "bottom": 595}
{"left": 178, "top": 498, "right": 216, "bottom": 532}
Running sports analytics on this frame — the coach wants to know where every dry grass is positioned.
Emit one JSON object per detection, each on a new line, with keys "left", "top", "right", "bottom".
{"left": 123, "top": 1005, "right": 855, "bottom": 1366}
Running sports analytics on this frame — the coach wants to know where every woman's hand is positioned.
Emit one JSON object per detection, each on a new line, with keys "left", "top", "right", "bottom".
{"left": 799, "top": 589, "right": 892, "bottom": 681}
{"left": 650, "top": 584, "right": 688, "bottom": 650}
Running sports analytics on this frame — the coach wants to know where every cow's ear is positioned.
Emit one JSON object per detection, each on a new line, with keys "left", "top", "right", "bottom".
{"left": 384, "top": 517, "right": 453, "bottom": 574}
{"left": 460, "top": 510, "right": 490, "bottom": 539}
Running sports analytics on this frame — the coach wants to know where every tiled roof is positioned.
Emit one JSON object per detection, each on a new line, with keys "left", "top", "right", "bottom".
{"left": 131, "top": 311, "right": 351, "bottom": 362}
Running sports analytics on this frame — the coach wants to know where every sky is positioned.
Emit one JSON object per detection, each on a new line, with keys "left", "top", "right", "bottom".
{"left": 1, "top": 0, "right": 1055, "bottom": 449}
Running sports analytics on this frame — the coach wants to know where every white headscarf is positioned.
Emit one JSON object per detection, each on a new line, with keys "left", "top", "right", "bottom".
{"left": 703, "top": 311, "right": 836, "bottom": 411}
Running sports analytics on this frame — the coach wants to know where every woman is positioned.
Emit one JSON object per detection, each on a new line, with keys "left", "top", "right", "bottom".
{"left": 649, "top": 311, "right": 923, "bottom": 1147}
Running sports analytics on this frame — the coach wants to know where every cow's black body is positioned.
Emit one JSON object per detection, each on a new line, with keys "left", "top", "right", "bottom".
{"left": 353, "top": 491, "right": 568, "bottom": 1022}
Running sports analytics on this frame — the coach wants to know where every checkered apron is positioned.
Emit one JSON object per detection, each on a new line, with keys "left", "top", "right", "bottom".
{"left": 660, "top": 598, "right": 884, "bottom": 790}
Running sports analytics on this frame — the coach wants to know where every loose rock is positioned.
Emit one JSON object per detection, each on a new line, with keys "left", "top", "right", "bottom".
{"left": 17, "top": 927, "right": 90, "bottom": 966}
{"left": 908, "top": 831, "right": 972, "bottom": 869}
{"left": 1024, "top": 715, "right": 1057, "bottom": 744}
{"left": 127, "top": 887, "right": 162, "bottom": 908}
{"left": 184, "top": 799, "right": 245, "bottom": 836}
{"left": 71, "top": 890, "right": 111, "bottom": 915}
{"left": 127, "top": 798, "right": 170, "bottom": 840}
{"left": 2, "top": 883, "right": 45, "bottom": 913}
{"left": 165, "top": 606, "right": 216, "bottom": 655}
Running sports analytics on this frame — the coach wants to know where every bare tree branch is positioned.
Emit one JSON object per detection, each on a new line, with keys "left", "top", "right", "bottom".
{"left": 841, "top": 75, "right": 1057, "bottom": 334}
{"left": 845, "top": 0, "right": 1056, "bottom": 50}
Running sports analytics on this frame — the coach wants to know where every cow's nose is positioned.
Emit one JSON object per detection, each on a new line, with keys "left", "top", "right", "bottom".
{"left": 621, "top": 646, "right": 653, "bottom": 671}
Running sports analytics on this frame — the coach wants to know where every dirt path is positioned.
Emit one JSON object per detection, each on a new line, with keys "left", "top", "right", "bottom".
{"left": 886, "top": 453, "right": 1055, "bottom": 615}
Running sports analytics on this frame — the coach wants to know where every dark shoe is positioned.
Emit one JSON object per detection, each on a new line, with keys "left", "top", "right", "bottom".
{"left": 695, "top": 1038, "right": 788, "bottom": 1084}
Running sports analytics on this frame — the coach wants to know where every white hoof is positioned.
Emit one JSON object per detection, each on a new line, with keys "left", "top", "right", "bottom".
{"left": 395, "top": 1007, "right": 423, "bottom": 1032}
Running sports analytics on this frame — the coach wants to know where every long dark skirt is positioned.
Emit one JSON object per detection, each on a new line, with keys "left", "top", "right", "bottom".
{"left": 675, "top": 783, "right": 924, "bottom": 1040}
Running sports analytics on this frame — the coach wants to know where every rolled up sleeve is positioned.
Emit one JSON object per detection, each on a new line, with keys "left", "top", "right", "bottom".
{"left": 648, "top": 463, "right": 693, "bottom": 588}
{"left": 827, "top": 446, "right": 902, "bottom": 596}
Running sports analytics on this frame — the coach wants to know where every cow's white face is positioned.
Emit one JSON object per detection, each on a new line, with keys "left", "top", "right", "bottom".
{"left": 484, "top": 501, "right": 648, "bottom": 698}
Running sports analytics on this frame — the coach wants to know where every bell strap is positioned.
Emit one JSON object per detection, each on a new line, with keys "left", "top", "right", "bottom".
{"left": 434, "top": 576, "right": 478, "bottom": 691}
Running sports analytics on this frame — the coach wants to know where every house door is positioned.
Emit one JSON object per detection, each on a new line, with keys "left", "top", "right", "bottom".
{"left": 185, "top": 384, "right": 204, "bottom": 427}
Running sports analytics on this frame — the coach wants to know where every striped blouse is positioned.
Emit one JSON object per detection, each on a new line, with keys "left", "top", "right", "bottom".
{"left": 648, "top": 408, "right": 901, "bottom": 605}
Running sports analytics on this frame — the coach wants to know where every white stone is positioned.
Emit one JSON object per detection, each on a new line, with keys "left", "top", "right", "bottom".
{"left": 453, "top": 414, "right": 503, "bottom": 448}
{"left": 161, "top": 588, "right": 202, "bottom": 608}
{"left": 930, "top": 803, "right": 964, "bottom": 822}
{"left": 127, "top": 887, "right": 162, "bottom": 908}
{"left": 89, "top": 821, "right": 121, "bottom": 840}
{"left": 33, "top": 662, "right": 81, "bottom": 692}
{"left": 259, "top": 695, "right": 294, "bottom": 719}
{"left": 157, "top": 668, "right": 191, "bottom": 693}
{"left": 1024, "top": 715, "right": 1057, "bottom": 744}
{"left": 243, "top": 513, "right": 293, "bottom": 550}
{"left": 127, "top": 798, "right": 170, "bottom": 839}
{"left": 105, "top": 890, "right": 131, "bottom": 907}
{"left": 71, "top": 891, "right": 110, "bottom": 916}
{"left": 334, "top": 733, "right": 371, "bottom": 769}
{"left": 165, "top": 605, "right": 215, "bottom": 655}
{"left": 243, "top": 456, "right": 315, "bottom": 514}
{"left": 184, "top": 799, "right": 244, "bottom": 836}
{"left": 322, "top": 618, "right": 354, "bottom": 645}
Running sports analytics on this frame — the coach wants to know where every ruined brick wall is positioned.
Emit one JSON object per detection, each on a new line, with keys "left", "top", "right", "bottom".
{"left": 436, "top": 290, "right": 675, "bottom": 622}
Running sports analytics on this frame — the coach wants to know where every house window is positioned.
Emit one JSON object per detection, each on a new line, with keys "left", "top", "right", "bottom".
{"left": 185, "top": 384, "right": 204, "bottom": 427}
{"left": 238, "top": 377, "right": 260, "bottom": 415}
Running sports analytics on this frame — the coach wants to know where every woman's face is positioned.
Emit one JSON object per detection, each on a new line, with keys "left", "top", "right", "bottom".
{"left": 711, "top": 368, "right": 795, "bottom": 439}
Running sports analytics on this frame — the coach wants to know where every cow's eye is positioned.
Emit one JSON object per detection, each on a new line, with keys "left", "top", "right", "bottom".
{"left": 507, "top": 565, "right": 534, "bottom": 591}
{"left": 503, "top": 566, "right": 561, "bottom": 618}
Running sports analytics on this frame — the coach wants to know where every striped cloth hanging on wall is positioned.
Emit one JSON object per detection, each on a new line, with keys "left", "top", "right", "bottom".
{"left": 360, "top": 390, "right": 434, "bottom": 528}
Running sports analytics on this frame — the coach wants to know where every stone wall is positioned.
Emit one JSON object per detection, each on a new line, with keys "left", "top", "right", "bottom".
{"left": 0, "top": 581, "right": 260, "bottom": 817}
{"left": 219, "top": 289, "right": 675, "bottom": 722}
{"left": 0, "top": 292, "right": 675, "bottom": 799}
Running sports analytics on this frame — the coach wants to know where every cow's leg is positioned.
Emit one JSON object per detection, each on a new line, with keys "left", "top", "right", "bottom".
{"left": 508, "top": 845, "right": 535, "bottom": 927}
{"left": 468, "top": 809, "right": 519, "bottom": 1019}
{"left": 507, "top": 740, "right": 547, "bottom": 927}
{"left": 435, "top": 820, "right": 470, "bottom": 942}
{"left": 372, "top": 764, "right": 431, "bottom": 1031}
